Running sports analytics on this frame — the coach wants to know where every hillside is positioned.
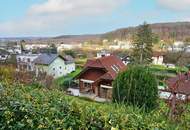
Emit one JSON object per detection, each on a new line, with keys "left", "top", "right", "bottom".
{"left": 102, "top": 22, "right": 190, "bottom": 41}
{"left": 0, "top": 83, "right": 190, "bottom": 129}
{"left": 1, "top": 22, "right": 190, "bottom": 44}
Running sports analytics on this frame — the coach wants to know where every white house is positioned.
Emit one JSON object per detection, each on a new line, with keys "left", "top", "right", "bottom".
{"left": 97, "top": 50, "right": 111, "bottom": 58}
{"left": 152, "top": 52, "right": 164, "bottom": 65}
{"left": 34, "top": 54, "right": 75, "bottom": 78}
{"left": 16, "top": 54, "right": 40, "bottom": 71}
{"left": 24, "top": 44, "right": 50, "bottom": 50}
{"left": 57, "top": 43, "right": 82, "bottom": 52}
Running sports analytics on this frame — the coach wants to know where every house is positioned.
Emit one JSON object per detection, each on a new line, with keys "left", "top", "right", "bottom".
{"left": 57, "top": 43, "right": 82, "bottom": 52}
{"left": 76, "top": 55, "right": 126, "bottom": 99}
{"left": 96, "top": 50, "right": 111, "bottom": 58}
{"left": 0, "top": 49, "right": 10, "bottom": 62}
{"left": 0, "top": 44, "right": 22, "bottom": 54}
{"left": 121, "top": 55, "right": 131, "bottom": 65}
{"left": 24, "top": 44, "right": 50, "bottom": 50}
{"left": 152, "top": 52, "right": 165, "bottom": 65}
{"left": 16, "top": 54, "right": 40, "bottom": 71}
{"left": 160, "top": 72, "right": 190, "bottom": 101}
{"left": 34, "top": 54, "right": 75, "bottom": 78}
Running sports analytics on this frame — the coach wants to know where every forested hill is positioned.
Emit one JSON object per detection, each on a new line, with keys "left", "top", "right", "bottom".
{"left": 1, "top": 22, "right": 190, "bottom": 43}
{"left": 102, "top": 22, "right": 190, "bottom": 41}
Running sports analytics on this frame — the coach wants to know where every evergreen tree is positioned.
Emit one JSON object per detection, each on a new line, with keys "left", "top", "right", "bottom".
{"left": 112, "top": 65, "right": 158, "bottom": 111}
{"left": 132, "top": 22, "right": 155, "bottom": 64}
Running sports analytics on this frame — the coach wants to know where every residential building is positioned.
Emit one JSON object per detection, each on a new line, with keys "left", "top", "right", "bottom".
{"left": 152, "top": 52, "right": 165, "bottom": 65}
{"left": 0, "top": 49, "right": 10, "bottom": 62}
{"left": 24, "top": 44, "right": 50, "bottom": 50}
{"left": 16, "top": 54, "right": 40, "bottom": 71}
{"left": 57, "top": 43, "right": 82, "bottom": 52}
{"left": 96, "top": 50, "right": 111, "bottom": 58}
{"left": 76, "top": 55, "right": 126, "bottom": 99}
{"left": 34, "top": 54, "right": 75, "bottom": 78}
{"left": 0, "top": 44, "right": 22, "bottom": 54}
{"left": 160, "top": 72, "right": 190, "bottom": 101}
{"left": 121, "top": 55, "right": 131, "bottom": 65}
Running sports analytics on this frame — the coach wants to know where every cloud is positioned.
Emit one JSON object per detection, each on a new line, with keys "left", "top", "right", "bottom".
{"left": 0, "top": 0, "right": 127, "bottom": 36}
{"left": 157, "top": 0, "right": 190, "bottom": 11}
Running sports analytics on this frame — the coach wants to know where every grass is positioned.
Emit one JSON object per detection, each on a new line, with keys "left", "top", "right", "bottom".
{"left": 149, "top": 65, "right": 188, "bottom": 81}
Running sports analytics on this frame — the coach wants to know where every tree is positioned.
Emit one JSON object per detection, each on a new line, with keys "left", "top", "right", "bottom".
{"left": 112, "top": 65, "right": 158, "bottom": 111}
{"left": 20, "top": 40, "right": 26, "bottom": 52}
{"left": 62, "top": 50, "right": 76, "bottom": 58}
{"left": 132, "top": 22, "right": 155, "bottom": 65}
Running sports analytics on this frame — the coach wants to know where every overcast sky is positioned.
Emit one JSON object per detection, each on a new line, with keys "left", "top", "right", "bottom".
{"left": 0, "top": 0, "right": 190, "bottom": 37}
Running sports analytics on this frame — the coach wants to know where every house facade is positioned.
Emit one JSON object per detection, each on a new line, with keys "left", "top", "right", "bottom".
{"left": 0, "top": 49, "right": 10, "bottom": 62}
{"left": 96, "top": 50, "right": 111, "bottom": 58}
{"left": 16, "top": 54, "right": 40, "bottom": 71}
{"left": 34, "top": 54, "right": 75, "bottom": 78}
{"left": 152, "top": 52, "right": 165, "bottom": 65}
{"left": 76, "top": 55, "right": 126, "bottom": 99}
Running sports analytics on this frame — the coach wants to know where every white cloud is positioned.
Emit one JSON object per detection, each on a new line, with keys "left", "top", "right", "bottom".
{"left": 0, "top": 0, "right": 127, "bottom": 36}
{"left": 157, "top": 0, "right": 190, "bottom": 11}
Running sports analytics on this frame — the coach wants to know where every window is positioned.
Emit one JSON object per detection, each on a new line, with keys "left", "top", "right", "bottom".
{"left": 53, "top": 68, "right": 55, "bottom": 71}
{"left": 18, "top": 58, "right": 21, "bottom": 62}
{"left": 27, "top": 58, "right": 30, "bottom": 62}
{"left": 84, "top": 82, "right": 91, "bottom": 88}
{"left": 59, "top": 66, "right": 62, "bottom": 69}
{"left": 111, "top": 64, "right": 120, "bottom": 73}
{"left": 28, "top": 65, "right": 31, "bottom": 71}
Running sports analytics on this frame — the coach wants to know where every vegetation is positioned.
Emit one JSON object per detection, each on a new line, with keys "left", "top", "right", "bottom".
{"left": 112, "top": 65, "right": 158, "bottom": 111}
{"left": 62, "top": 50, "right": 77, "bottom": 58}
{"left": 0, "top": 65, "right": 190, "bottom": 129}
{"left": 54, "top": 68, "right": 82, "bottom": 90}
{"left": 132, "top": 22, "right": 156, "bottom": 64}
{"left": 0, "top": 82, "right": 190, "bottom": 129}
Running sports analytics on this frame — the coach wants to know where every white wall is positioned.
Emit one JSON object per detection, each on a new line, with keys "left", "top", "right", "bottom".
{"left": 152, "top": 56, "right": 164, "bottom": 65}
{"left": 16, "top": 54, "right": 39, "bottom": 71}
{"left": 47, "top": 57, "right": 76, "bottom": 78}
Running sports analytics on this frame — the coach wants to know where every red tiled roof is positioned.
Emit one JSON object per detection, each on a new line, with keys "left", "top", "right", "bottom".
{"left": 166, "top": 73, "right": 190, "bottom": 95}
{"left": 84, "top": 55, "right": 126, "bottom": 80}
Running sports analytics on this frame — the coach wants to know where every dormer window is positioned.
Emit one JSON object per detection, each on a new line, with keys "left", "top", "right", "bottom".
{"left": 111, "top": 65, "right": 120, "bottom": 73}
{"left": 111, "top": 64, "right": 120, "bottom": 73}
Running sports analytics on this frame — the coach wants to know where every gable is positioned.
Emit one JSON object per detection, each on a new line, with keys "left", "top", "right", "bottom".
{"left": 78, "top": 68, "right": 106, "bottom": 81}
{"left": 49, "top": 57, "right": 65, "bottom": 67}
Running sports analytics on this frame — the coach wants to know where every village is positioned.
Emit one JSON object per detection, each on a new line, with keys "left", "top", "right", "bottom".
{"left": 1, "top": 23, "right": 190, "bottom": 129}
{"left": 1, "top": 0, "right": 190, "bottom": 128}
{"left": 1, "top": 32, "right": 190, "bottom": 102}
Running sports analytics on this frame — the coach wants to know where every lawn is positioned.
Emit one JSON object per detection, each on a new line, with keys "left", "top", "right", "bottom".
{"left": 149, "top": 65, "right": 188, "bottom": 80}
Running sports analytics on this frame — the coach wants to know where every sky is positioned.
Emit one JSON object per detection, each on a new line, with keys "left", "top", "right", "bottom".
{"left": 0, "top": 0, "right": 190, "bottom": 37}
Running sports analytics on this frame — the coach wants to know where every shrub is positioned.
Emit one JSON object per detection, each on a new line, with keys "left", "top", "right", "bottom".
{"left": 0, "top": 84, "right": 189, "bottom": 129}
{"left": 112, "top": 65, "right": 158, "bottom": 111}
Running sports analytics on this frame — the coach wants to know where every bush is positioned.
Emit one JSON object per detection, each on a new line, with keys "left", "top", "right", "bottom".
{"left": 112, "top": 65, "right": 158, "bottom": 111}
{"left": 0, "top": 84, "right": 190, "bottom": 129}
